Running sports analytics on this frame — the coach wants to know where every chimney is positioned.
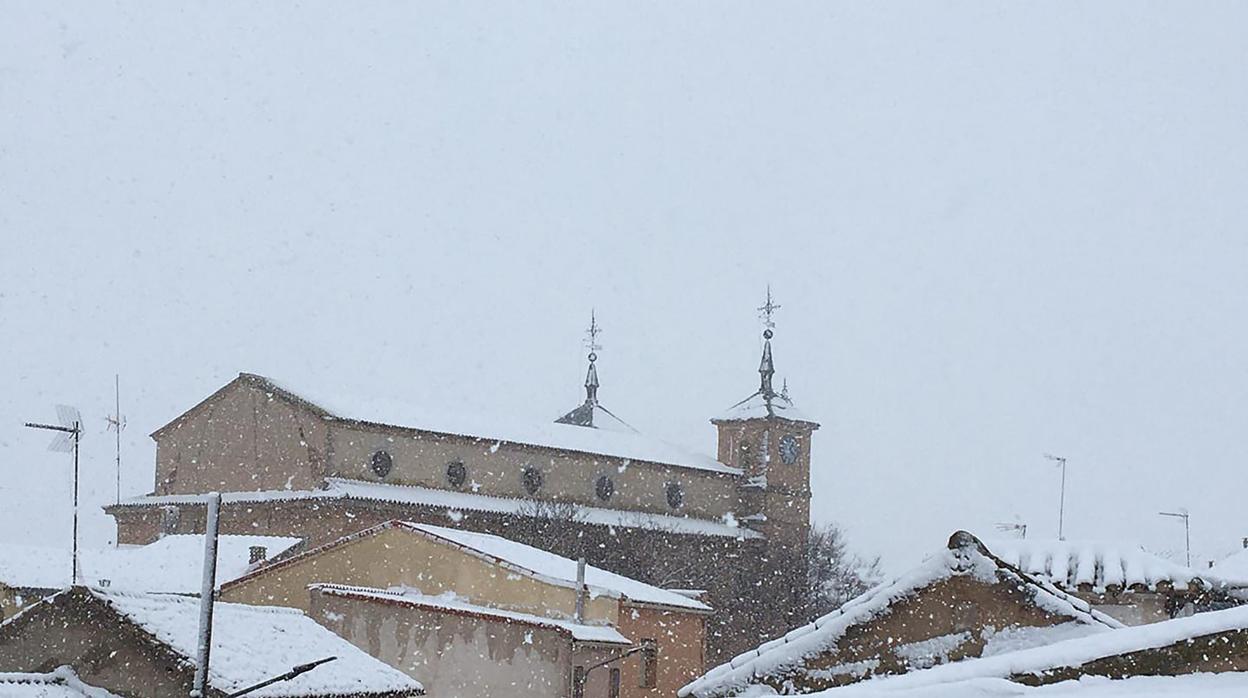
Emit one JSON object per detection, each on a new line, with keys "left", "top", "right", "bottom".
{"left": 574, "top": 558, "right": 587, "bottom": 623}
{"left": 249, "top": 546, "right": 268, "bottom": 564}
{"left": 1242, "top": 537, "right": 1247, "bottom": 550}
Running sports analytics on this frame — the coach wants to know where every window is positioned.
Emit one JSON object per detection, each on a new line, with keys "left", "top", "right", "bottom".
{"left": 609, "top": 667, "right": 621, "bottom": 698}
{"left": 521, "top": 465, "right": 544, "bottom": 495}
{"left": 640, "top": 639, "right": 658, "bottom": 688}
{"left": 370, "top": 450, "right": 393, "bottom": 478}
{"left": 572, "top": 665, "right": 585, "bottom": 698}
{"left": 446, "top": 460, "right": 467, "bottom": 488}
{"left": 665, "top": 482, "right": 683, "bottom": 510}
{"left": 595, "top": 475, "right": 615, "bottom": 502}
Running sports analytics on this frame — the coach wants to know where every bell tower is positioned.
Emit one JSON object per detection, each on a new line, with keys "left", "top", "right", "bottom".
{"left": 712, "top": 287, "right": 820, "bottom": 630}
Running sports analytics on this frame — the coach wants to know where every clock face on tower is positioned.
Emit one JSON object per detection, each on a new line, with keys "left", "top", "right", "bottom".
{"left": 779, "top": 435, "right": 800, "bottom": 465}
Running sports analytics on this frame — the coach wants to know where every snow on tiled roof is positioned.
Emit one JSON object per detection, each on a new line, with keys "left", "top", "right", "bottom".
{"left": 680, "top": 533, "right": 1120, "bottom": 698}
{"left": 406, "top": 522, "right": 711, "bottom": 611}
{"left": 114, "top": 478, "right": 760, "bottom": 540}
{"left": 819, "top": 604, "right": 1248, "bottom": 696}
{"left": 982, "top": 538, "right": 1212, "bottom": 593}
{"left": 713, "top": 391, "right": 814, "bottom": 424}
{"left": 251, "top": 373, "right": 740, "bottom": 475}
{"left": 821, "top": 670, "right": 1248, "bottom": 696}
{"left": 313, "top": 584, "right": 632, "bottom": 644}
{"left": 1213, "top": 548, "right": 1248, "bottom": 583}
{"left": 94, "top": 589, "right": 421, "bottom": 697}
{"left": 0, "top": 535, "right": 301, "bottom": 592}
{"left": 0, "top": 667, "right": 120, "bottom": 697}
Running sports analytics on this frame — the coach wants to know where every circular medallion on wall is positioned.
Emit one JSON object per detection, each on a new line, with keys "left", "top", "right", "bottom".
{"left": 521, "top": 465, "right": 544, "bottom": 495}
{"left": 370, "top": 450, "right": 393, "bottom": 478}
{"left": 665, "top": 482, "right": 683, "bottom": 509}
{"left": 446, "top": 460, "right": 467, "bottom": 488}
{"left": 595, "top": 475, "right": 615, "bottom": 502}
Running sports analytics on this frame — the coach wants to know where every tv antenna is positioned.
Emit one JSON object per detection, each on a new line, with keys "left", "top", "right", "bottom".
{"left": 1159, "top": 509, "right": 1191, "bottom": 568}
{"left": 26, "top": 404, "right": 84, "bottom": 586}
{"left": 105, "top": 374, "right": 126, "bottom": 506}
{"left": 1043, "top": 453, "right": 1069, "bottom": 540}
{"left": 994, "top": 521, "right": 1028, "bottom": 539}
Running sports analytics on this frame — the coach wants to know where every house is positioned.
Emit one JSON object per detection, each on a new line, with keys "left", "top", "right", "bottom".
{"left": 0, "top": 587, "right": 422, "bottom": 698}
{"left": 219, "top": 519, "right": 712, "bottom": 698}
{"left": 0, "top": 667, "right": 120, "bottom": 697}
{"left": 983, "top": 537, "right": 1239, "bottom": 625}
{"left": 818, "top": 603, "right": 1248, "bottom": 695}
{"left": 0, "top": 534, "right": 301, "bottom": 622}
{"left": 104, "top": 302, "right": 819, "bottom": 661}
{"left": 680, "top": 531, "right": 1120, "bottom": 697}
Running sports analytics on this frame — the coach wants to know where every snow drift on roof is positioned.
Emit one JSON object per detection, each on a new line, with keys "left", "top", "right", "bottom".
{"left": 116, "top": 479, "right": 760, "bottom": 540}
{"left": 982, "top": 538, "right": 1213, "bottom": 592}
{"left": 407, "top": 522, "right": 710, "bottom": 611}
{"left": 254, "top": 373, "right": 739, "bottom": 475}
{"left": 313, "top": 583, "right": 632, "bottom": 644}
{"left": 819, "top": 672, "right": 1248, "bottom": 697}
{"left": 0, "top": 535, "right": 301, "bottom": 592}
{"left": 818, "top": 604, "right": 1248, "bottom": 695}
{"left": 0, "top": 667, "right": 120, "bottom": 697}
{"left": 681, "top": 534, "right": 1119, "bottom": 698}
{"left": 95, "top": 589, "right": 421, "bottom": 697}
{"left": 714, "top": 391, "right": 814, "bottom": 424}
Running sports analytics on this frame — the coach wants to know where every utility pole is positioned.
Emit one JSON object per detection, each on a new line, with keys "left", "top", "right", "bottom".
{"left": 191, "top": 493, "right": 221, "bottom": 698}
{"left": 1044, "top": 453, "right": 1068, "bottom": 540}
{"left": 26, "top": 405, "right": 83, "bottom": 586}
{"left": 1159, "top": 510, "right": 1191, "bottom": 568}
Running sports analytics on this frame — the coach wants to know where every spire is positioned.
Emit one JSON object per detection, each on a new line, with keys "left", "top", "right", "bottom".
{"left": 757, "top": 286, "right": 781, "bottom": 405}
{"left": 714, "top": 285, "right": 814, "bottom": 423}
{"left": 556, "top": 311, "right": 636, "bottom": 432}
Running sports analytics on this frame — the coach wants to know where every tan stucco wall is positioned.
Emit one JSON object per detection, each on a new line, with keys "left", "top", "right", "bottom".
{"left": 311, "top": 589, "right": 617, "bottom": 698}
{"left": 328, "top": 421, "right": 739, "bottom": 520}
{"left": 0, "top": 591, "right": 198, "bottom": 697}
{"left": 221, "top": 526, "right": 618, "bottom": 625}
{"left": 153, "top": 378, "right": 330, "bottom": 495}
{"left": 617, "top": 604, "right": 707, "bottom": 698}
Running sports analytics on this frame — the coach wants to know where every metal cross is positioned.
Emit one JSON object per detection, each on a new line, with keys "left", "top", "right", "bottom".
{"left": 584, "top": 310, "right": 603, "bottom": 355}
{"left": 757, "top": 285, "right": 781, "bottom": 329}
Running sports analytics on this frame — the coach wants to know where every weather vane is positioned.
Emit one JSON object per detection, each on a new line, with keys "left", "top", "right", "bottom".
{"left": 758, "top": 285, "right": 781, "bottom": 332}
{"left": 584, "top": 310, "right": 603, "bottom": 361}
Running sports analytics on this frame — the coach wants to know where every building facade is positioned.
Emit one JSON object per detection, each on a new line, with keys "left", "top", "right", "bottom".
{"left": 106, "top": 306, "right": 819, "bottom": 661}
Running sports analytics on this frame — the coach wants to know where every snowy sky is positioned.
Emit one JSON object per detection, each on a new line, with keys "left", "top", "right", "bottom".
{"left": 2, "top": 2, "right": 1246, "bottom": 575}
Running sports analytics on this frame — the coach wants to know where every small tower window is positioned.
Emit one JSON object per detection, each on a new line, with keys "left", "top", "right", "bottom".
{"left": 595, "top": 475, "right": 614, "bottom": 502}
{"left": 370, "top": 450, "right": 393, "bottom": 478}
{"left": 779, "top": 435, "right": 800, "bottom": 465}
{"left": 446, "top": 460, "right": 467, "bottom": 488}
{"left": 521, "top": 465, "right": 544, "bottom": 495}
{"left": 665, "top": 482, "right": 683, "bottom": 510}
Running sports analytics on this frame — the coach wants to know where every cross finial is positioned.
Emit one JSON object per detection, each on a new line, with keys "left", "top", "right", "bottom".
{"left": 758, "top": 285, "right": 781, "bottom": 330}
{"left": 584, "top": 309, "right": 603, "bottom": 361}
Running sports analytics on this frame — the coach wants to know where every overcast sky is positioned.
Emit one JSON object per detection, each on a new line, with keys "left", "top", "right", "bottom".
{"left": 2, "top": 2, "right": 1246, "bottom": 576}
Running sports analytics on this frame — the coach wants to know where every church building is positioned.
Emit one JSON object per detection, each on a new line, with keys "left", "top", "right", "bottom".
{"left": 105, "top": 293, "right": 820, "bottom": 662}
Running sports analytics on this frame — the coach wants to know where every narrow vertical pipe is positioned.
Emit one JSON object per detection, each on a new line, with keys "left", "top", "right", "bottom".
{"left": 1058, "top": 459, "right": 1066, "bottom": 541}
{"left": 575, "top": 558, "right": 586, "bottom": 623}
{"left": 192, "top": 493, "right": 222, "bottom": 698}
{"left": 71, "top": 421, "right": 80, "bottom": 586}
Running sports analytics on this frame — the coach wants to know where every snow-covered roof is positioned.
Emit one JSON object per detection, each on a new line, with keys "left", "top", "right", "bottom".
{"left": 818, "top": 672, "right": 1248, "bottom": 697}
{"left": 92, "top": 588, "right": 422, "bottom": 697}
{"left": 0, "top": 668, "right": 120, "bottom": 697}
{"left": 407, "top": 522, "right": 711, "bottom": 611}
{"left": 1213, "top": 547, "right": 1248, "bottom": 583}
{"left": 681, "top": 532, "right": 1120, "bottom": 698}
{"left": 982, "top": 538, "right": 1212, "bottom": 593}
{"left": 312, "top": 583, "right": 632, "bottom": 644}
{"left": 818, "top": 604, "right": 1248, "bottom": 696}
{"left": 115, "top": 477, "right": 760, "bottom": 540}
{"left": 0, "top": 535, "right": 301, "bottom": 592}
{"left": 247, "top": 373, "right": 740, "bottom": 475}
{"left": 713, "top": 390, "right": 814, "bottom": 424}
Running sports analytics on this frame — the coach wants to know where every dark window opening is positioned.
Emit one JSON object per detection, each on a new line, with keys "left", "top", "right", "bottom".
{"left": 572, "top": 665, "right": 585, "bottom": 698}
{"left": 521, "top": 465, "right": 544, "bottom": 495}
{"left": 595, "top": 475, "right": 615, "bottom": 501}
{"left": 370, "top": 450, "right": 393, "bottom": 478}
{"left": 609, "top": 667, "right": 621, "bottom": 698}
{"left": 665, "top": 482, "right": 683, "bottom": 510}
{"left": 446, "top": 460, "right": 467, "bottom": 488}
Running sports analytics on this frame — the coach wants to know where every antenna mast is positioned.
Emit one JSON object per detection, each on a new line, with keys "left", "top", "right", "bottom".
{"left": 1043, "top": 453, "right": 1068, "bottom": 540}
{"left": 106, "top": 374, "right": 126, "bottom": 507}
{"left": 26, "top": 405, "right": 83, "bottom": 586}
